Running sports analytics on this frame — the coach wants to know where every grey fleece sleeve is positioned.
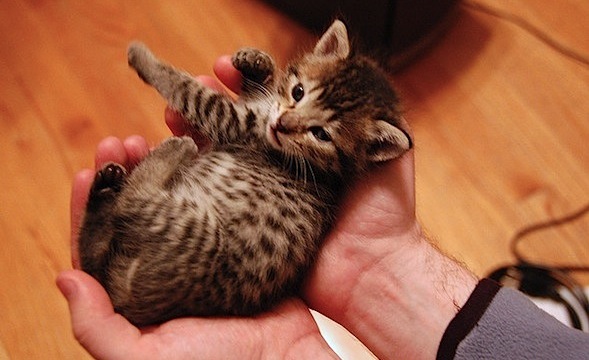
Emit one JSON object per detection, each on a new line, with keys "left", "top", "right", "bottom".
{"left": 437, "top": 279, "right": 589, "bottom": 359}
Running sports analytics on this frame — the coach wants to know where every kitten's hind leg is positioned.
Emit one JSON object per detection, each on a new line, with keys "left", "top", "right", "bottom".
{"left": 126, "top": 136, "right": 199, "bottom": 189}
{"left": 89, "top": 163, "right": 127, "bottom": 197}
{"left": 232, "top": 48, "right": 275, "bottom": 94}
{"left": 79, "top": 163, "right": 127, "bottom": 281}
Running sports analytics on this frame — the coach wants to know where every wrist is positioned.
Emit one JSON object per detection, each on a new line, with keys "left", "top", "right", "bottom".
{"left": 282, "top": 330, "right": 340, "bottom": 360}
{"left": 257, "top": 300, "right": 340, "bottom": 360}
{"left": 307, "top": 227, "right": 478, "bottom": 359}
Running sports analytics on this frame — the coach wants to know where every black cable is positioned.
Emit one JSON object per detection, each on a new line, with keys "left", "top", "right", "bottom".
{"left": 488, "top": 202, "right": 589, "bottom": 332}
{"left": 460, "top": 1, "right": 589, "bottom": 269}
{"left": 461, "top": 0, "right": 589, "bottom": 330}
{"left": 462, "top": 1, "right": 589, "bottom": 269}
{"left": 488, "top": 263, "right": 589, "bottom": 331}
{"left": 462, "top": 0, "right": 589, "bottom": 68}
{"left": 510, "top": 202, "right": 589, "bottom": 272}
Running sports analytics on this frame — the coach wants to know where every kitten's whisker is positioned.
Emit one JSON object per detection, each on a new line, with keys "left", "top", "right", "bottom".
{"left": 296, "top": 153, "right": 305, "bottom": 185}
{"left": 304, "top": 157, "right": 320, "bottom": 197}
{"left": 283, "top": 150, "right": 298, "bottom": 182}
{"left": 299, "top": 155, "right": 307, "bottom": 186}
{"left": 242, "top": 78, "right": 273, "bottom": 104}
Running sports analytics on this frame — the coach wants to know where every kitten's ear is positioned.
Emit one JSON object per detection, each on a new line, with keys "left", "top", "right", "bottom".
{"left": 314, "top": 20, "right": 350, "bottom": 59}
{"left": 365, "top": 120, "right": 413, "bottom": 162}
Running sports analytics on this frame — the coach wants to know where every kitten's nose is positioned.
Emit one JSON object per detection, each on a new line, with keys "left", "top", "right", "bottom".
{"left": 276, "top": 112, "right": 303, "bottom": 134}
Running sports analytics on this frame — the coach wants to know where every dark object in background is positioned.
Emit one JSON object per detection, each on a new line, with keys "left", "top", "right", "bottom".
{"left": 489, "top": 264, "right": 589, "bottom": 332}
{"left": 264, "top": 0, "right": 459, "bottom": 70}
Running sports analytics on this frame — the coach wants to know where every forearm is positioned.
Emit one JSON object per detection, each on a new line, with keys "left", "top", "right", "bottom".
{"left": 308, "top": 230, "right": 478, "bottom": 359}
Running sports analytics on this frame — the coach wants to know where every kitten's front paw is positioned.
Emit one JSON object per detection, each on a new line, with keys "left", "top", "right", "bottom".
{"left": 90, "top": 163, "right": 127, "bottom": 196}
{"left": 232, "top": 48, "right": 275, "bottom": 85}
{"left": 127, "top": 41, "right": 158, "bottom": 83}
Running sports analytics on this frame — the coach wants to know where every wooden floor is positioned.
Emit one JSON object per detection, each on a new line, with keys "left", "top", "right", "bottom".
{"left": 1, "top": 0, "right": 588, "bottom": 358}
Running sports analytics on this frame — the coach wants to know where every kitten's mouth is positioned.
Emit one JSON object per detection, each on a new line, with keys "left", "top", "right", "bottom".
{"left": 268, "top": 124, "right": 282, "bottom": 148}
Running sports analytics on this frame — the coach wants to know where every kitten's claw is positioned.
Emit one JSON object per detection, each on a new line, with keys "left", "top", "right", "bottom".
{"left": 91, "top": 163, "right": 127, "bottom": 195}
{"left": 232, "top": 48, "right": 275, "bottom": 85}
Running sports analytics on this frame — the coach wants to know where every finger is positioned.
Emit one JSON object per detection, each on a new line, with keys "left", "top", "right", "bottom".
{"left": 123, "top": 135, "right": 150, "bottom": 168}
{"left": 373, "top": 149, "right": 415, "bottom": 205}
{"left": 95, "top": 136, "right": 128, "bottom": 169}
{"left": 213, "top": 55, "right": 242, "bottom": 94}
{"left": 347, "top": 115, "right": 415, "bottom": 220}
{"left": 165, "top": 107, "right": 187, "bottom": 136}
{"left": 56, "top": 270, "right": 141, "bottom": 359}
{"left": 340, "top": 148, "right": 417, "bottom": 239}
{"left": 196, "top": 75, "right": 228, "bottom": 94}
{"left": 70, "top": 169, "right": 95, "bottom": 269}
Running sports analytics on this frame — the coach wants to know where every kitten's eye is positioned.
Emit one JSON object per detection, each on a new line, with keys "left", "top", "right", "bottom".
{"left": 309, "top": 127, "right": 331, "bottom": 142}
{"left": 291, "top": 83, "right": 304, "bottom": 102}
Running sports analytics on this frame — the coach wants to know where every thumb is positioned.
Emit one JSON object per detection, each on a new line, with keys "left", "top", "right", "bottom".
{"left": 213, "top": 55, "right": 242, "bottom": 95}
{"left": 57, "top": 270, "right": 141, "bottom": 359}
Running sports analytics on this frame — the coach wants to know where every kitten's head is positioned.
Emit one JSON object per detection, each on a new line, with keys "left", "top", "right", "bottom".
{"left": 266, "top": 20, "right": 412, "bottom": 176}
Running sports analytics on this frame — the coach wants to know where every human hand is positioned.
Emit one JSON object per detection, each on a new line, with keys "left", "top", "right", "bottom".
{"left": 61, "top": 53, "right": 478, "bottom": 360}
{"left": 58, "top": 56, "right": 337, "bottom": 360}
{"left": 162, "top": 61, "right": 477, "bottom": 359}
{"left": 301, "top": 132, "right": 479, "bottom": 359}
{"left": 148, "top": 54, "right": 478, "bottom": 359}
{"left": 58, "top": 268, "right": 332, "bottom": 359}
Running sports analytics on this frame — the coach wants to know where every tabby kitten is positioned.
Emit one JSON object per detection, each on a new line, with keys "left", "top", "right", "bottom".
{"left": 79, "top": 20, "right": 412, "bottom": 326}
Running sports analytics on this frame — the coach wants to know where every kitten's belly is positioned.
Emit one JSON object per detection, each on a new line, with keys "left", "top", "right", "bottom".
{"left": 110, "top": 149, "right": 330, "bottom": 324}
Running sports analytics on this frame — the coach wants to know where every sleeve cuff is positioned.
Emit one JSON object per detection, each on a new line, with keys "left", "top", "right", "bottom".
{"left": 436, "top": 278, "right": 501, "bottom": 360}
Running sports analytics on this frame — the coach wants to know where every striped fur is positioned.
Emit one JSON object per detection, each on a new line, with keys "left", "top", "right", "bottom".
{"left": 79, "top": 20, "right": 412, "bottom": 326}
